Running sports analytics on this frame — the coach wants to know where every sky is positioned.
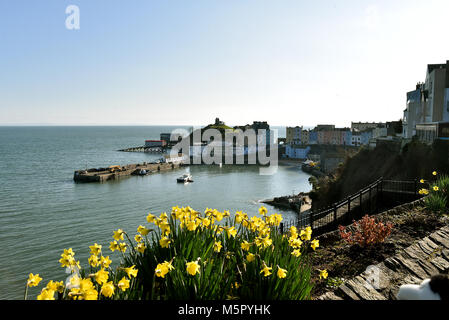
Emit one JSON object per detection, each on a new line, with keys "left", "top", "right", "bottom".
{"left": 0, "top": 0, "right": 448, "bottom": 127}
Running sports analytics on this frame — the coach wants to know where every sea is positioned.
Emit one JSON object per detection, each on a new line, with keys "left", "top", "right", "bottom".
{"left": 0, "top": 125, "right": 311, "bottom": 299}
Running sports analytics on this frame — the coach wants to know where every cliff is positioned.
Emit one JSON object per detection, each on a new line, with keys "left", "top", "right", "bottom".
{"left": 309, "top": 139, "right": 449, "bottom": 210}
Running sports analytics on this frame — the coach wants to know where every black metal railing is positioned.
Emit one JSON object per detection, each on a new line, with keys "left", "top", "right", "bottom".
{"left": 279, "top": 178, "right": 426, "bottom": 236}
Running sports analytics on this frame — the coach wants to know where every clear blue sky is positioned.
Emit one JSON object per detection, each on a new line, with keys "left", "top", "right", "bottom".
{"left": 1, "top": 0, "right": 448, "bottom": 127}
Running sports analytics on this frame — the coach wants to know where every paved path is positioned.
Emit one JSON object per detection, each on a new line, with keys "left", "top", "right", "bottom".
{"left": 318, "top": 225, "right": 449, "bottom": 300}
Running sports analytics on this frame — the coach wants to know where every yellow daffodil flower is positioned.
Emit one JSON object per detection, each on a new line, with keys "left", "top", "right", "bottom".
{"left": 277, "top": 267, "right": 287, "bottom": 279}
{"left": 310, "top": 239, "right": 320, "bottom": 251}
{"left": 291, "top": 249, "right": 301, "bottom": 257}
{"left": 100, "top": 256, "right": 112, "bottom": 269}
{"left": 246, "top": 253, "right": 255, "bottom": 262}
{"left": 27, "top": 273, "right": 42, "bottom": 287}
{"left": 100, "top": 281, "right": 115, "bottom": 298}
{"left": 186, "top": 260, "right": 200, "bottom": 276}
{"left": 124, "top": 265, "right": 138, "bottom": 278}
{"left": 117, "top": 277, "right": 130, "bottom": 292}
{"left": 109, "top": 241, "right": 120, "bottom": 252}
{"left": 260, "top": 264, "right": 272, "bottom": 277}
{"left": 319, "top": 269, "right": 328, "bottom": 280}
{"left": 159, "top": 236, "right": 172, "bottom": 248}
{"left": 137, "top": 242, "right": 146, "bottom": 253}
{"left": 119, "top": 242, "right": 127, "bottom": 253}
{"left": 88, "top": 254, "right": 100, "bottom": 268}
{"left": 113, "top": 229, "right": 124, "bottom": 241}
{"left": 89, "top": 243, "right": 102, "bottom": 256}
{"left": 37, "top": 288, "right": 55, "bottom": 300}
{"left": 94, "top": 268, "right": 109, "bottom": 285}
{"left": 226, "top": 226, "right": 237, "bottom": 238}
{"left": 214, "top": 241, "right": 222, "bottom": 253}
{"left": 241, "top": 240, "right": 251, "bottom": 251}
{"left": 137, "top": 225, "right": 150, "bottom": 236}
{"left": 146, "top": 213, "right": 156, "bottom": 223}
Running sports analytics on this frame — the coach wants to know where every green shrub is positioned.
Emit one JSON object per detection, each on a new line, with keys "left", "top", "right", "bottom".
{"left": 424, "top": 193, "right": 447, "bottom": 214}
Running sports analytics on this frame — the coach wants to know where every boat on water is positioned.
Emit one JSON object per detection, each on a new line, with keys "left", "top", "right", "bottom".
{"left": 136, "top": 169, "right": 148, "bottom": 176}
{"left": 177, "top": 173, "right": 193, "bottom": 183}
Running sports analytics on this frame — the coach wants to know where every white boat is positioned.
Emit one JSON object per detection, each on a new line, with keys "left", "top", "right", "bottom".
{"left": 177, "top": 173, "right": 193, "bottom": 183}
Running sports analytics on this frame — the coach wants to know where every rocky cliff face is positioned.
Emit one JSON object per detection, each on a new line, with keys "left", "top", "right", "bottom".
{"left": 310, "top": 139, "right": 449, "bottom": 210}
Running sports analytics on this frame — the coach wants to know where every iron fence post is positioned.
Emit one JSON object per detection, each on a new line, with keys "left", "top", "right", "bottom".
{"left": 368, "top": 186, "right": 372, "bottom": 213}
{"left": 334, "top": 204, "right": 337, "bottom": 223}
{"left": 348, "top": 197, "right": 351, "bottom": 217}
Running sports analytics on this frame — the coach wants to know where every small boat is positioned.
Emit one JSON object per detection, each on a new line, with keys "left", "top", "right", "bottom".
{"left": 137, "top": 169, "right": 147, "bottom": 176}
{"left": 177, "top": 173, "right": 193, "bottom": 183}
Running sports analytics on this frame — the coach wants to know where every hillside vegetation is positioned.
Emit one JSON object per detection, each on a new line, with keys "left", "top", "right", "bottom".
{"left": 309, "top": 139, "right": 449, "bottom": 210}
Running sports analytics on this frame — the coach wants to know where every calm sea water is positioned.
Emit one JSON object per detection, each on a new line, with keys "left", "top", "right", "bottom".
{"left": 0, "top": 126, "right": 310, "bottom": 300}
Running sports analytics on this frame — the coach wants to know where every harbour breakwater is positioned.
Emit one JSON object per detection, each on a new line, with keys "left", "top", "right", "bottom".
{"left": 73, "top": 162, "right": 183, "bottom": 183}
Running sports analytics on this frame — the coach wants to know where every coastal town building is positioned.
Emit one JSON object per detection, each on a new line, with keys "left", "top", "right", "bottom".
{"left": 351, "top": 122, "right": 385, "bottom": 132}
{"left": 403, "top": 60, "right": 449, "bottom": 144}
{"left": 145, "top": 140, "right": 167, "bottom": 148}
{"left": 286, "top": 126, "right": 302, "bottom": 145}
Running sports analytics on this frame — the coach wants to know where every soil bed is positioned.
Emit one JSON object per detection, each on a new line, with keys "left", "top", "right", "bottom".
{"left": 309, "top": 203, "right": 448, "bottom": 299}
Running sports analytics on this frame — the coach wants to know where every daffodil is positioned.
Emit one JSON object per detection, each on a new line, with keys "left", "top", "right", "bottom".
{"left": 226, "top": 226, "right": 237, "bottom": 238}
{"left": 259, "top": 206, "right": 268, "bottom": 216}
{"left": 433, "top": 186, "right": 439, "bottom": 191}
{"left": 94, "top": 268, "right": 109, "bottom": 285}
{"left": 137, "top": 242, "right": 146, "bottom": 253}
{"left": 433, "top": 171, "right": 438, "bottom": 176}
{"left": 155, "top": 261, "right": 174, "bottom": 278}
{"left": 291, "top": 249, "right": 301, "bottom": 257}
{"left": 109, "top": 240, "right": 120, "bottom": 252}
{"left": 159, "top": 236, "right": 172, "bottom": 248}
{"left": 89, "top": 243, "right": 102, "bottom": 256}
{"left": 246, "top": 253, "right": 255, "bottom": 262}
{"left": 119, "top": 242, "right": 127, "bottom": 253}
{"left": 201, "top": 217, "right": 211, "bottom": 228}
{"left": 260, "top": 264, "right": 272, "bottom": 277}
{"left": 117, "top": 277, "right": 130, "bottom": 292}
{"left": 241, "top": 240, "right": 251, "bottom": 251}
{"left": 420, "top": 179, "right": 425, "bottom": 184}
{"left": 124, "top": 265, "right": 138, "bottom": 278}
{"left": 186, "top": 260, "right": 200, "bottom": 276}
{"left": 310, "top": 239, "right": 320, "bottom": 251}
{"left": 37, "top": 288, "right": 55, "bottom": 300}
{"left": 100, "top": 281, "right": 115, "bottom": 298}
{"left": 235, "top": 211, "right": 245, "bottom": 223}
{"left": 100, "top": 256, "right": 112, "bottom": 268}
{"left": 419, "top": 188, "right": 429, "bottom": 195}
{"left": 27, "top": 273, "right": 42, "bottom": 287}
{"left": 289, "top": 237, "right": 303, "bottom": 249}
{"left": 46, "top": 280, "right": 64, "bottom": 294}
{"left": 277, "top": 266, "right": 287, "bottom": 279}
{"left": 187, "top": 220, "right": 198, "bottom": 232}
{"left": 212, "top": 210, "right": 224, "bottom": 222}
{"left": 214, "top": 241, "right": 222, "bottom": 253}
{"left": 59, "top": 248, "right": 77, "bottom": 268}
{"left": 88, "top": 254, "right": 100, "bottom": 268}
{"left": 319, "top": 269, "right": 328, "bottom": 280}
{"left": 137, "top": 225, "right": 150, "bottom": 236}
{"left": 134, "top": 234, "right": 143, "bottom": 243}
{"left": 113, "top": 229, "right": 124, "bottom": 241}
{"left": 146, "top": 213, "right": 156, "bottom": 223}
{"left": 300, "top": 227, "right": 312, "bottom": 241}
